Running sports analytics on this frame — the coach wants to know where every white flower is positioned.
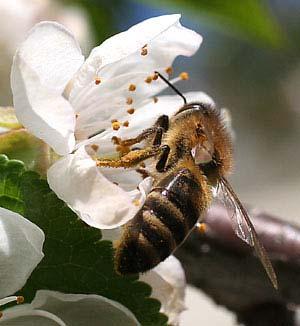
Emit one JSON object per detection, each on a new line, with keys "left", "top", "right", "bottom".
{"left": 140, "top": 256, "right": 186, "bottom": 326}
{"left": 0, "top": 290, "right": 140, "bottom": 325}
{"left": 0, "top": 207, "right": 44, "bottom": 310}
{"left": 11, "top": 14, "right": 212, "bottom": 230}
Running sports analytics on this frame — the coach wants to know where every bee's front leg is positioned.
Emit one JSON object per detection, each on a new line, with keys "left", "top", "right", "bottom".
{"left": 119, "top": 115, "right": 169, "bottom": 147}
{"left": 96, "top": 146, "right": 162, "bottom": 168}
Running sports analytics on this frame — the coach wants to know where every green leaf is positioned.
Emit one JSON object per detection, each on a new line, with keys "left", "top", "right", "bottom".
{"left": 141, "top": 0, "right": 285, "bottom": 47}
{"left": 0, "top": 130, "right": 44, "bottom": 170}
{"left": 0, "top": 155, "right": 167, "bottom": 326}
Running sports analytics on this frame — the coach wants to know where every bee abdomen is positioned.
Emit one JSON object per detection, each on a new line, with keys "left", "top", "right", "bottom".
{"left": 115, "top": 168, "right": 206, "bottom": 275}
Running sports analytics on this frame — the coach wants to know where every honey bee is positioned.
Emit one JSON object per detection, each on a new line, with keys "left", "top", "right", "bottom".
{"left": 96, "top": 72, "right": 277, "bottom": 289}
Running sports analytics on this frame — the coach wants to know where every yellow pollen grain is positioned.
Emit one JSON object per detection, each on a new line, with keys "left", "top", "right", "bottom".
{"left": 141, "top": 45, "right": 148, "bottom": 56}
{"left": 95, "top": 77, "right": 101, "bottom": 85}
{"left": 153, "top": 97, "right": 158, "bottom": 103}
{"left": 17, "top": 296, "right": 24, "bottom": 304}
{"left": 165, "top": 66, "right": 173, "bottom": 76}
{"left": 91, "top": 144, "right": 99, "bottom": 152}
{"left": 126, "top": 97, "right": 133, "bottom": 105}
{"left": 132, "top": 199, "right": 140, "bottom": 206}
{"left": 111, "top": 136, "right": 121, "bottom": 145}
{"left": 197, "top": 223, "right": 207, "bottom": 234}
{"left": 153, "top": 72, "right": 159, "bottom": 80}
{"left": 112, "top": 121, "right": 121, "bottom": 130}
{"left": 145, "top": 76, "right": 153, "bottom": 84}
{"left": 123, "top": 121, "right": 129, "bottom": 127}
{"left": 128, "top": 84, "right": 136, "bottom": 91}
{"left": 179, "top": 72, "right": 189, "bottom": 80}
{"left": 127, "top": 108, "right": 135, "bottom": 114}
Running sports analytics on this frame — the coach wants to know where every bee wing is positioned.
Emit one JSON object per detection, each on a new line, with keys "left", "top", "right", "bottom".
{"left": 216, "top": 177, "right": 278, "bottom": 289}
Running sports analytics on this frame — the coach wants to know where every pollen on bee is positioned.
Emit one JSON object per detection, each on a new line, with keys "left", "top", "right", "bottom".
{"left": 112, "top": 121, "right": 121, "bottom": 130}
{"left": 127, "top": 108, "right": 135, "bottom": 114}
{"left": 145, "top": 76, "right": 153, "bottom": 84}
{"left": 179, "top": 72, "right": 189, "bottom": 80}
{"left": 126, "top": 97, "right": 133, "bottom": 105}
{"left": 141, "top": 44, "right": 148, "bottom": 56}
{"left": 165, "top": 66, "right": 173, "bottom": 76}
{"left": 91, "top": 144, "right": 99, "bottom": 152}
{"left": 153, "top": 96, "right": 158, "bottom": 103}
{"left": 197, "top": 222, "right": 207, "bottom": 234}
{"left": 132, "top": 199, "right": 140, "bottom": 206}
{"left": 128, "top": 84, "right": 136, "bottom": 91}
{"left": 123, "top": 121, "right": 129, "bottom": 127}
{"left": 95, "top": 77, "right": 101, "bottom": 85}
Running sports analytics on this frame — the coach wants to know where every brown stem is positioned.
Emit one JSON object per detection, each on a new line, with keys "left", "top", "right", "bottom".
{"left": 175, "top": 203, "right": 300, "bottom": 325}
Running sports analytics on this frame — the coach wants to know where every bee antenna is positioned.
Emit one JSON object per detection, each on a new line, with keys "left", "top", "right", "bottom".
{"left": 154, "top": 71, "right": 187, "bottom": 105}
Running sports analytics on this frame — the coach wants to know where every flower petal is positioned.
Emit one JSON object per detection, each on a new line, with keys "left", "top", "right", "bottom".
{"left": 140, "top": 256, "right": 186, "bottom": 326}
{"left": 1, "top": 290, "right": 139, "bottom": 326}
{"left": 0, "top": 207, "right": 44, "bottom": 298}
{"left": 11, "top": 55, "right": 76, "bottom": 155}
{"left": 47, "top": 146, "right": 138, "bottom": 229}
{"left": 13, "top": 21, "right": 84, "bottom": 93}
{"left": 100, "top": 91, "right": 215, "bottom": 141}
{"left": 70, "top": 14, "right": 202, "bottom": 136}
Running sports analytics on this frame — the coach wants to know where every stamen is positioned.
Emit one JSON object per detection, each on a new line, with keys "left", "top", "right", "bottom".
{"left": 128, "top": 84, "right": 136, "bottom": 92}
{"left": 0, "top": 296, "right": 23, "bottom": 306}
{"left": 91, "top": 144, "right": 99, "bottom": 152}
{"left": 127, "top": 108, "right": 135, "bottom": 114}
{"left": 95, "top": 77, "right": 101, "bottom": 85}
{"left": 126, "top": 97, "right": 133, "bottom": 105}
{"left": 111, "top": 136, "right": 121, "bottom": 145}
{"left": 132, "top": 199, "right": 140, "bottom": 206}
{"left": 165, "top": 66, "right": 173, "bottom": 76}
{"left": 16, "top": 296, "right": 24, "bottom": 304}
{"left": 152, "top": 72, "right": 159, "bottom": 80}
{"left": 153, "top": 97, "right": 158, "bottom": 103}
{"left": 123, "top": 121, "right": 129, "bottom": 127}
{"left": 75, "top": 113, "right": 79, "bottom": 119}
{"left": 141, "top": 44, "right": 148, "bottom": 56}
{"left": 111, "top": 121, "right": 121, "bottom": 131}
{"left": 145, "top": 76, "right": 153, "bottom": 84}
{"left": 179, "top": 72, "right": 189, "bottom": 80}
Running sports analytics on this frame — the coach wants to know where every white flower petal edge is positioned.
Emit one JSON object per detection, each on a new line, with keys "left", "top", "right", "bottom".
{"left": 47, "top": 146, "right": 140, "bottom": 229}
{"left": 11, "top": 22, "right": 84, "bottom": 155}
{"left": 0, "top": 207, "right": 44, "bottom": 298}
{"left": 140, "top": 256, "right": 186, "bottom": 326}
{"left": 0, "top": 290, "right": 140, "bottom": 326}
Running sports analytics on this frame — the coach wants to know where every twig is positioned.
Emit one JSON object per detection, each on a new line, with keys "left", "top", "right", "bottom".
{"left": 175, "top": 203, "right": 300, "bottom": 326}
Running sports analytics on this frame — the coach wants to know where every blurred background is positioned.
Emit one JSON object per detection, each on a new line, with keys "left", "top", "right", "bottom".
{"left": 1, "top": 0, "right": 299, "bottom": 325}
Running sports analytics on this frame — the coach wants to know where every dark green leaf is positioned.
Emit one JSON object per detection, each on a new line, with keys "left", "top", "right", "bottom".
{"left": 0, "top": 155, "right": 167, "bottom": 326}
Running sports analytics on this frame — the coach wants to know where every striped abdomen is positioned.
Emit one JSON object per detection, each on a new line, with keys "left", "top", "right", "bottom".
{"left": 115, "top": 167, "right": 210, "bottom": 275}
